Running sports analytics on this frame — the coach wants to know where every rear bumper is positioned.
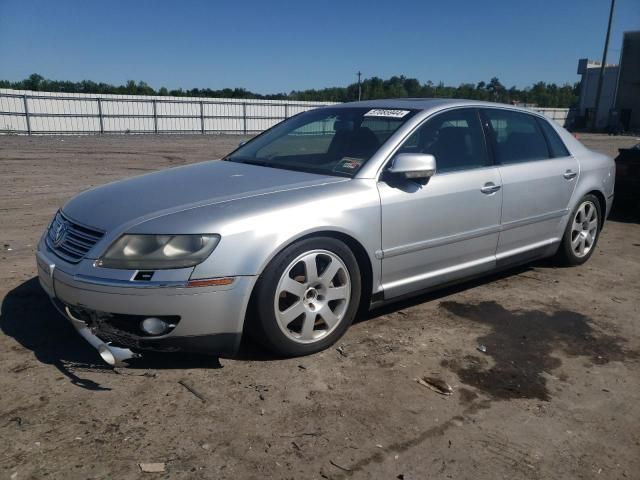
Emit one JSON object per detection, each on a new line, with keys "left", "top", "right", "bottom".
{"left": 36, "top": 248, "right": 256, "bottom": 358}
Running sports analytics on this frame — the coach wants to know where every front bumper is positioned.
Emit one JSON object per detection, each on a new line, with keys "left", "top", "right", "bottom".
{"left": 36, "top": 247, "right": 256, "bottom": 360}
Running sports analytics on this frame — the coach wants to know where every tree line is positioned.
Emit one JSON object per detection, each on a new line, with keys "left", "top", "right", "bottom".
{"left": 1, "top": 73, "right": 579, "bottom": 108}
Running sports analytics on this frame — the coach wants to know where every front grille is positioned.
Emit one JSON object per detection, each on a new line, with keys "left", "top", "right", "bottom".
{"left": 46, "top": 211, "right": 104, "bottom": 263}
{"left": 96, "top": 331, "right": 179, "bottom": 352}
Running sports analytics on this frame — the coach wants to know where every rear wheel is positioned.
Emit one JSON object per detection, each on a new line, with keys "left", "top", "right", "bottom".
{"left": 252, "top": 237, "right": 361, "bottom": 357}
{"left": 557, "top": 194, "right": 602, "bottom": 265}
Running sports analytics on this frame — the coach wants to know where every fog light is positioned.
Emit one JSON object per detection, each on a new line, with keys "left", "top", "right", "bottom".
{"left": 140, "top": 317, "right": 170, "bottom": 335}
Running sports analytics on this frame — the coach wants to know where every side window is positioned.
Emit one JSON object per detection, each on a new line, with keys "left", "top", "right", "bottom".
{"left": 483, "top": 109, "right": 550, "bottom": 164}
{"left": 397, "top": 109, "right": 489, "bottom": 173}
{"left": 536, "top": 117, "right": 570, "bottom": 158}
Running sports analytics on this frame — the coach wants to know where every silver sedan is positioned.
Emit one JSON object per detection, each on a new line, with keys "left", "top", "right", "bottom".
{"left": 36, "top": 99, "right": 615, "bottom": 364}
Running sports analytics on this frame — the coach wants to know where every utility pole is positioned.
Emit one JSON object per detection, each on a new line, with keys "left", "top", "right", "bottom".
{"left": 357, "top": 71, "right": 362, "bottom": 101}
{"left": 592, "top": 0, "right": 616, "bottom": 131}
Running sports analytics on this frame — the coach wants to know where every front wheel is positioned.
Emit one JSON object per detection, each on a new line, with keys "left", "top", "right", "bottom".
{"left": 557, "top": 194, "right": 602, "bottom": 266}
{"left": 252, "top": 237, "right": 362, "bottom": 357}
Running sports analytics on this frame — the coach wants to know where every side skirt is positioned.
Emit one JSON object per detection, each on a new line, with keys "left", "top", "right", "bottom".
{"left": 369, "top": 241, "right": 559, "bottom": 310}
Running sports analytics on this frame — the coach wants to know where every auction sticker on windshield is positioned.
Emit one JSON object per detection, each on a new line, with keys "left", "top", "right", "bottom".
{"left": 364, "top": 109, "right": 410, "bottom": 118}
{"left": 333, "top": 157, "right": 363, "bottom": 174}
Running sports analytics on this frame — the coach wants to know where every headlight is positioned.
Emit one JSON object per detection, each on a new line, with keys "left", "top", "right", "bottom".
{"left": 97, "top": 234, "right": 220, "bottom": 270}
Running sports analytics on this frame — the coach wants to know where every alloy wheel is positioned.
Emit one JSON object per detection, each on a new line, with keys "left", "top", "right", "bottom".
{"left": 274, "top": 249, "right": 351, "bottom": 344}
{"left": 571, "top": 200, "right": 598, "bottom": 258}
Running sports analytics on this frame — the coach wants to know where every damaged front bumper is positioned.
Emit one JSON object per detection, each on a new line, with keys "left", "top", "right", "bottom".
{"left": 36, "top": 246, "right": 256, "bottom": 365}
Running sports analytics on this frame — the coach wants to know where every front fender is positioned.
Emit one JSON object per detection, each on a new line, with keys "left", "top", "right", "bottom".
{"left": 135, "top": 179, "right": 383, "bottom": 291}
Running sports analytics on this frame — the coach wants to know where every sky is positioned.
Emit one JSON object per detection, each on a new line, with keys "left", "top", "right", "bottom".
{"left": 0, "top": 0, "right": 638, "bottom": 94}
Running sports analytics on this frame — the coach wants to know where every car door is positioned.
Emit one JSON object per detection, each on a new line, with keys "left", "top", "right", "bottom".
{"left": 480, "top": 109, "right": 579, "bottom": 263}
{"left": 377, "top": 108, "right": 503, "bottom": 299}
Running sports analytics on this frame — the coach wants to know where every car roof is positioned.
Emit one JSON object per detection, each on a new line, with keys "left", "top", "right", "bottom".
{"left": 328, "top": 98, "right": 540, "bottom": 115}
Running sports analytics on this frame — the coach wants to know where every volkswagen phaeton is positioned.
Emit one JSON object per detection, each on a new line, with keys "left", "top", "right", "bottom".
{"left": 36, "top": 99, "right": 615, "bottom": 365}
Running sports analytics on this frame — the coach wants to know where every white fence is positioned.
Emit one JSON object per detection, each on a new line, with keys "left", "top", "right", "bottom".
{"left": 530, "top": 107, "right": 573, "bottom": 126}
{"left": 0, "top": 89, "right": 336, "bottom": 135}
{"left": 0, "top": 88, "right": 571, "bottom": 135}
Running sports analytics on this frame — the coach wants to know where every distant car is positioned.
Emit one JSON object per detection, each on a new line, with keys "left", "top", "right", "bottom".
{"left": 36, "top": 99, "right": 615, "bottom": 365}
{"left": 614, "top": 143, "right": 640, "bottom": 213}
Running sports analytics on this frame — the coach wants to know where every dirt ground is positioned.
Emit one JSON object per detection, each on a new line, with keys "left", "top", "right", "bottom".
{"left": 1, "top": 133, "right": 639, "bottom": 480}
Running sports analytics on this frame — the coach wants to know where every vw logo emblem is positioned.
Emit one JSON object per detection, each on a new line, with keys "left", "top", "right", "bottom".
{"left": 53, "top": 221, "right": 68, "bottom": 247}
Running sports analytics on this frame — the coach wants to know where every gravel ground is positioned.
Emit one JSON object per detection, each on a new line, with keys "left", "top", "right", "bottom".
{"left": 0, "top": 133, "right": 639, "bottom": 479}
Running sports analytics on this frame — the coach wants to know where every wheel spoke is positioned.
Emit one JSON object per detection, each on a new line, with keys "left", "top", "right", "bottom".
{"left": 319, "top": 306, "right": 340, "bottom": 329}
{"left": 571, "top": 234, "right": 581, "bottom": 250}
{"left": 280, "top": 276, "right": 305, "bottom": 298}
{"left": 588, "top": 219, "right": 598, "bottom": 231}
{"left": 300, "top": 312, "right": 316, "bottom": 340}
{"left": 278, "top": 301, "right": 305, "bottom": 326}
{"left": 303, "top": 255, "right": 319, "bottom": 284}
{"left": 585, "top": 232, "right": 594, "bottom": 247}
{"left": 579, "top": 236, "right": 586, "bottom": 255}
{"left": 320, "top": 259, "right": 341, "bottom": 285}
{"left": 572, "top": 221, "right": 581, "bottom": 234}
{"left": 326, "top": 284, "right": 348, "bottom": 301}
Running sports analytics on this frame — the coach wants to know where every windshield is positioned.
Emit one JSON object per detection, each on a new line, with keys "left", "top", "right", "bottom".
{"left": 225, "top": 107, "right": 417, "bottom": 177}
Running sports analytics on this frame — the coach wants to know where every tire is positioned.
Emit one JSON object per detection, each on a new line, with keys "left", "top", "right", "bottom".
{"left": 557, "top": 194, "right": 602, "bottom": 266}
{"left": 251, "top": 237, "right": 361, "bottom": 357}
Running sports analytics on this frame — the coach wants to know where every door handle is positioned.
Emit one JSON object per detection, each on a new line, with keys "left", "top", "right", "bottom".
{"left": 563, "top": 170, "right": 577, "bottom": 180}
{"left": 480, "top": 183, "right": 501, "bottom": 194}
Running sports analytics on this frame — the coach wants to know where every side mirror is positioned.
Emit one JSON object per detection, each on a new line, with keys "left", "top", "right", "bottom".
{"left": 387, "top": 153, "right": 436, "bottom": 180}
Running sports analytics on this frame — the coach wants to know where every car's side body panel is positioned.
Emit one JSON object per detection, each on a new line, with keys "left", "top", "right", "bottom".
{"left": 377, "top": 167, "right": 502, "bottom": 298}
{"left": 494, "top": 156, "right": 578, "bottom": 258}
{"left": 570, "top": 150, "right": 616, "bottom": 218}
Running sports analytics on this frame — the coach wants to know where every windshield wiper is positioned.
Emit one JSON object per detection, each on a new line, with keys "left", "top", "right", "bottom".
{"left": 227, "top": 157, "right": 299, "bottom": 171}
{"left": 226, "top": 157, "right": 352, "bottom": 178}
{"left": 225, "top": 156, "right": 265, "bottom": 165}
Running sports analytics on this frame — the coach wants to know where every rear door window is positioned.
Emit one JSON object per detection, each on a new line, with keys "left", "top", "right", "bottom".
{"left": 482, "top": 109, "right": 550, "bottom": 164}
{"left": 536, "top": 117, "right": 571, "bottom": 158}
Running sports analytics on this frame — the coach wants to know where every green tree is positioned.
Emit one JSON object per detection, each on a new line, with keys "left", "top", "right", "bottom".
{"left": 2, "top": 73, "right": 579, "bottom": 108}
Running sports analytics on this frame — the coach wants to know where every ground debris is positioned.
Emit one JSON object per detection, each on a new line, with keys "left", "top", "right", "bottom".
{"left": 138, "top": 462, "right": 166, "bottom": 473}
{"left": 8, "top": 416, "right": 24, "bottom": 428}
{"left": 330, "top": 459, "right": 352, "bottom": 472}
{"left": 280, "top": 431, "right": 322, "bottom": 438}
{"left": 178, "top": 379, "right": 207, "bottom": 403}
{"left": 415, "top": 376, "right": 453, "bottom": 396}
{"left": 336, "top": 345, "right": 348, "bottom": 357}
{"left": 477, "top": 344, "right": 488, "bottom": 354}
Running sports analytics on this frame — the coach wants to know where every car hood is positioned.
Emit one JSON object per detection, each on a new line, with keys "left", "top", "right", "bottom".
{"left": 62, "top": 160, "right": 348, "bottom": 231}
